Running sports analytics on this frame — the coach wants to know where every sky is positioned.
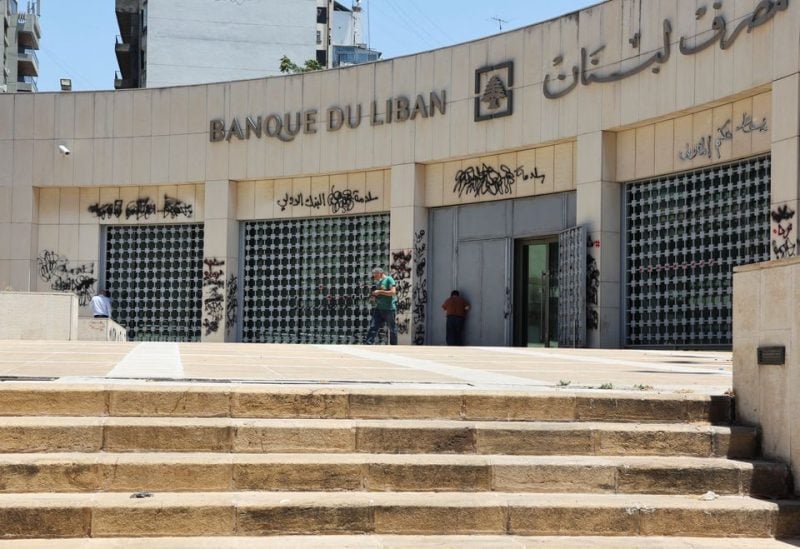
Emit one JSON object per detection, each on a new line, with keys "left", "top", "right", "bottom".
{"left": 35, "top": 0, "right": 600, "bottom": 92}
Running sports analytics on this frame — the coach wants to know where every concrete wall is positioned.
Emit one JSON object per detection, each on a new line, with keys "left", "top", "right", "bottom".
{"left": 0, "top": 291, "right": 78, "bottom": 340}
{"left": 78, "top": 318, "right": 127, "bottom": 341}
{"left": 146, "top": 0, "right": 317, "bottom": 87}
{"left": 733, "top": 257, "right": 800, "bottom": 495}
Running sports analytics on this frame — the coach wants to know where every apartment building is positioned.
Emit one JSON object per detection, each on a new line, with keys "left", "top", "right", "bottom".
{"left": 115, "top": 0, "right": 379, "bottom": 89}
{"left": 0, "top": 0, "right": 40, "bottom": 93}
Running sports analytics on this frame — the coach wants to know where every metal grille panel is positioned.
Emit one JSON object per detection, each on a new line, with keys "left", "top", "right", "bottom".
{"left": 241, "top": 214, "right": 390, "bottom": 343}
{"left": 105, "top": 224, "right": 204, "bottom": 341}
{"left": 625, "top": 155, "right": 770, "bottom": 347}
{"left": 558, "top": 226, "right": 587, "bottom": 347}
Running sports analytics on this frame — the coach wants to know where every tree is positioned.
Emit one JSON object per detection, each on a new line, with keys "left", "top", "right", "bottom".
{"left": 481, "top": 75, "right": 508, "bottom": 110}
{"left": 279, "top": 55, "right": 323, "bottom": 74}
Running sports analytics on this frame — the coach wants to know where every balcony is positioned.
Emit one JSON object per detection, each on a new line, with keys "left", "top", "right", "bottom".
{"left": 16, "top": 12, "right": 40, "bottom": 49}
{"left": 115, "top": 0, "right": 140, "bottom": 42}
{"left": 15, "top": 75, "right": 37, "bottom": 92}
{"left": 17, "top": 47, "right": 38, "bottom": 77}
{"left": 114, "top": 70, "right": 135, "bottom": 90}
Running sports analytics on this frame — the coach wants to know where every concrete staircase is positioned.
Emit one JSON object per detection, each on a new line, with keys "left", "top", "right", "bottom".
{"left": 0, "top": 384, "right": 797, "bottom": 545}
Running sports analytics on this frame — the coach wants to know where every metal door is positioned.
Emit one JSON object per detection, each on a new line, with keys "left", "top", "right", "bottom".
{"left": 557, "top": 225, "right": 587, "bottom": 347}
{"left": 457, "top": 238, "right": 510, "bottom": 346}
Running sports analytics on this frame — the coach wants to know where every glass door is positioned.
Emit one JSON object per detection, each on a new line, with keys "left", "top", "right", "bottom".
{"left": 515, "top": 239, "right": 559, "bottom": 347}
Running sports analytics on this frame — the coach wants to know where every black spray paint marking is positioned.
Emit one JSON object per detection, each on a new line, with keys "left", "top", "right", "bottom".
{"left": 586, "top": 236, "right": 600, "bottom": 331}
{"left": 679, "top": 113, "right": 766, "bottom": 162}
{"left": 391, "top": 249, "right": 413, "bottom": 335}
{"left": 453, "top": 164, "right": 545, "bottom": 199}
{"left": 412, "top": 229, "right": 427, "bottom": 345}
{"left": 202, "top": 257, "right": 225, "bottom": 335}
{"left": 771, "top": 204, "right": 797, "bottom": 259}
{"left": 276, "top": 188, "right": 379, "bottom": 213}
{"left": 225, "top": 273, "right": 238, "bottom": 336}
{"left": 37, "top": 250, "right": 97, "bottom": 306}
{"left": 161, "top": 195, "right": 194, "bottom": 219}
{"left": 88, "top": 195, "right": 194, "bottom": 220}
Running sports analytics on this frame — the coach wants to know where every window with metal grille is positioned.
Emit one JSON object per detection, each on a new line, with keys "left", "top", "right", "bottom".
{"left": 241, "top": 214, "right": 390, "bottom": 343}
{"left": 104, "top": 224, "right": 204, "bottom": 342}
{"left": 625, "top": 155, "right": 770, "bottom": 347}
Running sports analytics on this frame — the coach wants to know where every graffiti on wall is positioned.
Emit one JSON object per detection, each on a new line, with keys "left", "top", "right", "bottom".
{"left": 679, "top": 113, "right": 768, "bottom": 162}
{"left": 543, "top": 1, "right": 789, "bottom": 99}
{"left": 453, "top": 163, "right": 545, "bottom": 199}
{"left": 391, "top": 249, "right": 413, "bottom": 335}
{"left": 225, "top": 274, "right": 238, "bottom": 336}
{"left": 586, "top": 236, "right": 600, "bottom": 331}
{"left": 771, "top": 204, "right": 797, "bottom": 259}
{"left": 412, "top": 229, "right": 428, "bottom": 345}
{"left": 88, "top": 195, "right": 194, "bottom": 221}
{"left": 37, "top": 251, "right": 97, "bottom": 306}
{"left": 276, "top": 188, "right": 379, "bottom": 214}
{"left": 202, "top": 257, "right": 225, "bottom": 335}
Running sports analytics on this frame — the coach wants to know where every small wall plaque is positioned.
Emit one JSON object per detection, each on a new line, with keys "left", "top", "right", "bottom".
{"left": 757, "top": 346, "right": 785, "bottom": 365}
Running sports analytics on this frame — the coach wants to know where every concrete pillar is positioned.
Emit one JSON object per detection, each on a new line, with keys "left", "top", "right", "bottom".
{"left": 202, "top": 180, "right": 238, "bottom": 342}
{"left": 770, "top": 73, "right": 800, "bottom": 260}
{"left": 6, "top": 186, "right": 38, "bottom": 292}
{"left": 576, "top": 131, "right": 620, "bottom": 348}
{"left": 389, "top": 163, "right": 428, "bottom": 345}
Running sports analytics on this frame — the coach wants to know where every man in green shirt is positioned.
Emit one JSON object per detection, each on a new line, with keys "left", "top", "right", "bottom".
{"left": 364, "top": 267, "right": 398, "bottom": 345}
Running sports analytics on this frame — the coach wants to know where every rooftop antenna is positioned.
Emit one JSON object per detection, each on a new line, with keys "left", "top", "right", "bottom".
{"left": 488, "top": 16, "right": 509, "bottom": 31}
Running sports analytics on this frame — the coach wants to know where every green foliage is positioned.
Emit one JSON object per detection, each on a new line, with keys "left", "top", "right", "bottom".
{"left": 280, "top": 55, "right": 323, "bottom": 74}
{"left": 557, "top": 380, "right": 571, "bottom": 387}
{"left": 598, "top": 383, "right": 613, "bottom": 390}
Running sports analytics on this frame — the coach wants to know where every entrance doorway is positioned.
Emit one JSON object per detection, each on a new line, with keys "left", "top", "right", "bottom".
{"left": 515, "top": 239, "right": 559, "bottom": 347}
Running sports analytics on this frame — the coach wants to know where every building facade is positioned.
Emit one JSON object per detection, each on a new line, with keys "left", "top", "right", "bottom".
{"left": 115, "top": 0, "right": 375, "bottom": 89}
{"left": 1, "top": 0, "right": 40, "bottom": 93}
{"left": 3, "top": 0, "right": 798, "bottom": 348}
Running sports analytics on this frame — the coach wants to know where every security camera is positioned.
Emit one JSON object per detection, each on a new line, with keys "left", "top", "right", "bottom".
{"left": 58, "top": 144, "right": 71, "bottom": 156}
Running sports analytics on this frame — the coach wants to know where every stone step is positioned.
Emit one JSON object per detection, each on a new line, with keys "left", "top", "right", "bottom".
{"left": 0, "top": 417, "right": 757, "bottom": 457}
{"left": 0, "top": 384, "right": 732, "bottom": 423}
{"left": 0, "top": 453, "right": 789, "bottom": 497}
{"left": 0, "top": 536, "right": 797, "bottom": 548}
{"left": 0, "top": 492, "right": 797, "bottom": 539}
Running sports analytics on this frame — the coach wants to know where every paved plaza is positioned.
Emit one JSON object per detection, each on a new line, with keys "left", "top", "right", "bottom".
{"left": 0, "top": 341, "right": 731, "bottom": 394}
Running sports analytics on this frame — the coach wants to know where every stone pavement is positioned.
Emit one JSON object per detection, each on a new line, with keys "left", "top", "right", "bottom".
{"left": 0, "top": 341, "right": 732, "bottom": 394}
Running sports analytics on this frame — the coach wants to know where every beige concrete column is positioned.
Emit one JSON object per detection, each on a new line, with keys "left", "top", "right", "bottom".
{"left": 770, "top": 73, "right": 800, "bottom": 260}
{"left": 733, "top": 259, "right": 800, "bottom": 495}
{"left": 390, "top": 163, "right": 428, "bottom": 345}
{"left": 202, "top": 180, "right": 238, "bottom": 342}
{"left": 5, "top": 186, "right": 38, "bottom": 292}
{"left": 576, "top": 131, "right": 619, "bottom": 348}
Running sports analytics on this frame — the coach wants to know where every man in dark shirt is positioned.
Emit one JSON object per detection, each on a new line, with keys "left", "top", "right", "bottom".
{"left": 441, "top": 290, "right": 470, "bottom": 346}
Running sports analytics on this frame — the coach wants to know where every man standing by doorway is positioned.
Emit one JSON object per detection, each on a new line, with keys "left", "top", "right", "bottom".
{"left": 364, "top": 267, "right": 398, "bottom": 345}
{"left": 442, "top": 290, "right": 470, "bottom": 345}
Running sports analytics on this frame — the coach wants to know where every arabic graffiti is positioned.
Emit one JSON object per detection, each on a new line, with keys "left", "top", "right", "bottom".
{"left": 37, "top": 250, "right": 97, "bottom": 306}
{"left": 412, "top": 229, "right": 427, "bottom": 345}
{"left": 87, "top": 195, "right": 194, "bottom": 221}
{"left": 225, "top": 273, "right": 238, "bottom": 336}
{"left": 161, "top": 196, "right": 194, "bottom": 219}
{"left": 543, "top": 0, "right": 789, "bottom": 100}
{"left": 586, "top": 236, "right": 600, "bottom": 331}
{"left": 276, "top": 188, "right": 379, "bottom": 213}
{"left": 453, "top": 164, "right": 545, "bottom": 199}
{"left": 88, "top": 200, "right": 123, "bottom": 219}
{"left": 736, "top": 112, "right": 768, "bottom": 134}
{"left": 202, "top": 257, "right": 225, "bottom": 336}
{"left": 391, "top": 249, "right": 412, "bottom": 335}
{"left": 679, "top": 113, "right": 768, "bottom": 162}
{"left": 771, "top": 204, "right": 797, "bottom": 259}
